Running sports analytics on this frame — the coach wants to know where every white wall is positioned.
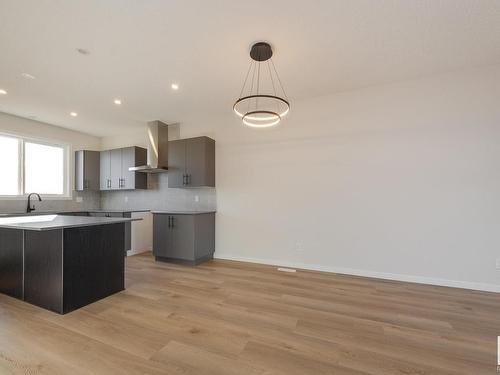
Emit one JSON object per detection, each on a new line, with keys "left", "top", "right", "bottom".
{"left": 0, "top": 112, "right": 100, "bottom": 150}
{"left": 179, "top": 64, "right": 500, "bottom": 292}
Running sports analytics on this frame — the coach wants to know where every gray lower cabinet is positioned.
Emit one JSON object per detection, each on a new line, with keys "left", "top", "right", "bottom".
{"left": 168, "top": 137, "right": 215, "bottom": 188}
{"left": 153, "top": 212, "right": 215, "bottom": 265}
{"left": 99, "top": 147, "right": 147, "bottom": 190}
{"left": 75, "top": 150, "right": 100, "bottom": 191}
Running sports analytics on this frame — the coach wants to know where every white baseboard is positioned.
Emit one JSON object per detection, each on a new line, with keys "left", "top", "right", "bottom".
{"left": 126, "top": 248, "right": 151, "bottom": 257}
{"left": 214, "top": 254, "right": 500, "bottom": 293}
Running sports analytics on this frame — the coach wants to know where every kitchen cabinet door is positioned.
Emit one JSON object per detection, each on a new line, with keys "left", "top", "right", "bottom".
{"left": 121, "top": 147, "right": 147, "bottom": 190}
{"left": 75, "top": 150, "right": 84, "bottom": 191}
{"left": 153, "top": 214, "right": 172, "bottom": 257}
{"left": 167, "top": 139, "right": 186, "bottom": 188}
{"left": 84, "top": 151, "right": 100, "bottom": 190}
{"left": 100, "top": 150, "right": 111, "bottom": 190}
{"left": 185, "top": 137, "right": 215, "bottom": 187}
{"left": 75, "top": 150, "right": 100, "bottom": 191}
{"left": 121, "top": 147, "right": 136, "bottom": 190}
{"left": 110, "top": 149, "right": 122, "bottom": 190}
{"left": 169, "top": 215, "right": 195, "bottom": 260}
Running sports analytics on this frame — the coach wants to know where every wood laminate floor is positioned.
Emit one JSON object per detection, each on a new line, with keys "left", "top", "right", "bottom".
{"left": 0, "top": 252, "right": 499, "bottom": 374}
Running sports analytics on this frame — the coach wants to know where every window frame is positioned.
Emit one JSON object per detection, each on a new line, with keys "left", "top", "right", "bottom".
{"left": 0, "top": 132, "right": 71, "bottom": 200}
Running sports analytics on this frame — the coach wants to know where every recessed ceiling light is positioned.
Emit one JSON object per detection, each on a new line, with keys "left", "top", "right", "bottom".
{"left": 114, "top": 99, "right": 122, "bottom": 105}
{"left": 21, "top": 73, "right": 36, "bottom": 80}
{"left": 76, "top": 48, "right": 90, "bottom": 55}
{"left": 171, "top": 83, "right": 179, "bottom": 90}
{"left": 0, "top": 89, "right": 7, "bottom": 95}
{"left": 70, "top": 112, "right": 78, "bottom": 117}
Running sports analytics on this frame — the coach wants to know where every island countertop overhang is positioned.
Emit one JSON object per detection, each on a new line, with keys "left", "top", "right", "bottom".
{"left": 0, "top": 214, "right": 141, "bottom": 231}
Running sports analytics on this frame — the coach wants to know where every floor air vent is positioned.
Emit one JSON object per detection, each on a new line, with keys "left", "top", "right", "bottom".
{"left": 277, "top": 267, "right": 297, "bottom": 273}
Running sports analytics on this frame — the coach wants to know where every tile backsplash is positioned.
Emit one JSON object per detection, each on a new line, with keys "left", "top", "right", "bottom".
{"left": 100, "top": 173, "right": 216, "bottom": 211}
{"left": 0, "top": 191, "right": 101, "bottom": 214}
{"left": 0, "top": 174, "right": 216, "bottom": 214}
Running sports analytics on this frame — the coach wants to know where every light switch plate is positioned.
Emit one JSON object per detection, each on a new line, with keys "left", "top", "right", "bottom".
{"left": 195, "top": 195, "right": 199, "bottom": 202}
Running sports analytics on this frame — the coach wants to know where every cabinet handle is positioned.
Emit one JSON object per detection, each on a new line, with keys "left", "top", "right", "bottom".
{"left": 107, "top": 179, "right": 111, "bottom": 188}
{"left": 182, "top": 174, "right": 186, "bottom": 185}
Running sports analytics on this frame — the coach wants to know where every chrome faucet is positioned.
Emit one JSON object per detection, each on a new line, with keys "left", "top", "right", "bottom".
{"left": 27, "top": 193, "right": 42, "bottom": 213}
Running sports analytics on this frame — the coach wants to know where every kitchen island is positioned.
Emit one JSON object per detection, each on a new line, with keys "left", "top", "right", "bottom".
{"left": 0, "top": 214, "right": 139, "bottom": 314}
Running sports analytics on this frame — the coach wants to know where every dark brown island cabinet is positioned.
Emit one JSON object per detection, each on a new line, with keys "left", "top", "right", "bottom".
{"left": 153, "top": 211, "right": 215, "bottom": 265}
{"left": 168, "top": 136, "right": 215, "bottom": 188}
{"left": 0, "top": 215, "right": 138, "bottom": 314}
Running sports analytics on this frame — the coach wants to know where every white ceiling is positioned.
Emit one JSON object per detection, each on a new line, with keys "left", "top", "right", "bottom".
{"left": 1, "top": 0, "right": 500, "bottom": 136}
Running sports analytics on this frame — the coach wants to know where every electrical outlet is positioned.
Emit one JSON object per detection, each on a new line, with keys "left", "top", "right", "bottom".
{"left": 194, "top": 195, "right": 199, "bottom": 202}
{"left": 124, "top": 196, "right": 129, "bottom": 203}
{"left": 496, "top": 258, "right": 500, "bottom": 270}
{"left": 75, "top": 196, "right": 83, "bottom": 203}
{"left": 295, "top": 242, "right": 303, "bottom": 252}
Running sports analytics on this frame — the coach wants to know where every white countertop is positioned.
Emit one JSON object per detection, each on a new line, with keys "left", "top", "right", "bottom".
{"left": 0, "top": 215, "right": 140, "bottom": 231}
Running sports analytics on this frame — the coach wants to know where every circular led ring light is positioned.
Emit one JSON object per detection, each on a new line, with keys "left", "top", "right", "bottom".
{"left": 233, "top": 95, "right": 290, "bottom": 120}
{"left": 233, "top": 42, "right": 290, "bottom": 128}
{"left": 242, "top": 110, "right": 281, "bottom": 128}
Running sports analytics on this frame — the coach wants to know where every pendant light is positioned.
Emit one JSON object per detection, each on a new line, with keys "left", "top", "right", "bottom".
{"left": 233, "top": 42, "right": 290, "bottom": 128}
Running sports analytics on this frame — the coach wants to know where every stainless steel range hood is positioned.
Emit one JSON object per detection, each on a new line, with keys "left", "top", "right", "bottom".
{"left": 129, "top": 121, "right": 169, "bottom": 173}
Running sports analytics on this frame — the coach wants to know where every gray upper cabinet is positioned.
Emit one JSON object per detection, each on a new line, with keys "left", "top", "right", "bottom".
{"left": 168, "top": 136, "right": 215, "bottom": 188}
{"left": 75, "top": 150, "right": 100, "bottom": 191}
{"left": 99, "top": 147, "right": 147, "bottom": 190}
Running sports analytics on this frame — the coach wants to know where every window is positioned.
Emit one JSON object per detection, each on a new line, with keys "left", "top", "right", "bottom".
{"left": 0, "top": 134, "right": 69, "bottom": 197}
{"left": 0, "top": 135, "right": 20, "bottom": 195}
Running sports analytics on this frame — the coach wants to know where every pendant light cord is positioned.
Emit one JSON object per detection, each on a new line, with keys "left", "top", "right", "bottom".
{"left": 238, "top": 60, "right": 254, "bottom": 99}
{"left": 248, "top": 60, "right": 257, "bottom": 113}
{"left": 271, "top": 58, "right": 289, "bottom": 101}
{"left": 267, "top": 60, "right": 280, "bottom": 113}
